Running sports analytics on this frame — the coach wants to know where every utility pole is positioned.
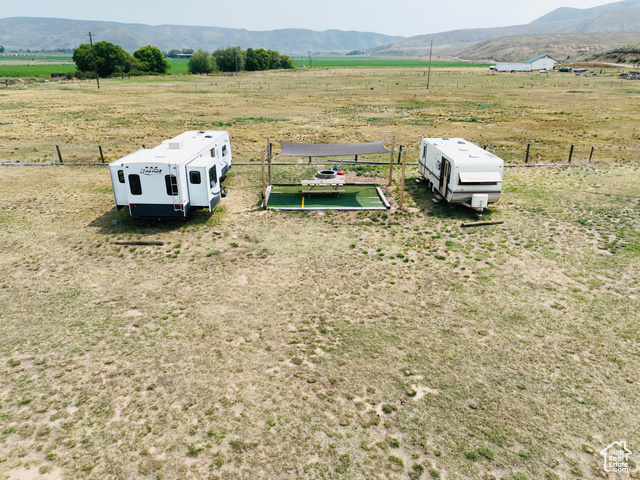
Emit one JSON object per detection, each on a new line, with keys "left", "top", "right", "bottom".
{"left": 235, "top": 46, "right": 238, "bottom": 75}
{"left": 308, "top": 51, "right": 312, "bottom": 69}
{"left": 88, "top": 32, "right": 100, "bottom": 89}
{"left": 426, "top": 40, "right": 433, "bottom": 90}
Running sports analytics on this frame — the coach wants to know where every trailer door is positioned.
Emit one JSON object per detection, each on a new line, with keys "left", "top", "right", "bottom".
{"left": 439, "top": 157, "right": 452, "bottom": 198}
{"left": 205, "top": 163, "right": 221, "bottom": 211}
{"left": 186, "top": 167, "right": 209, "bottom": 208}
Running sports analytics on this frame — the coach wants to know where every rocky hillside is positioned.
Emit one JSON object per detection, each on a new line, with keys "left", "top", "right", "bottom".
{"left": 581, "top": 41, "right": 640, "bottom": 63}
{"left": 455, "top": 32, "right": 640, "bottom": 62}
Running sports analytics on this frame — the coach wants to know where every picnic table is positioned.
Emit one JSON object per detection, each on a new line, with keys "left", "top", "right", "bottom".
{"left": 300, "top": 177, "right": 346, "bottom": 197}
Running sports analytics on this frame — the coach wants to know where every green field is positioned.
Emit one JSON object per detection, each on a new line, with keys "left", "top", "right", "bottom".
{"left": 0, "top": 53, "right": 75, "bottom": 78}
{"left": 0, "top": 53, "right": 487, "bottom": 78}
{"left": 0, "top": 64, "right": 76, "bottom": 77}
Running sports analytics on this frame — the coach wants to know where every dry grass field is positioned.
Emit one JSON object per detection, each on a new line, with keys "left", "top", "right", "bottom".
{"left": 1, "top": 68, "right": 639, "bottom": 480}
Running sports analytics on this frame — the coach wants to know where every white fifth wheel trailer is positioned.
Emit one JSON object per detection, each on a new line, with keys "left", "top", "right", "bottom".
{"left": 418, "top": 137, "right": 503, "bottom": 212}
{"left": 109, "top": 130, "right": 232, "bottom": 218}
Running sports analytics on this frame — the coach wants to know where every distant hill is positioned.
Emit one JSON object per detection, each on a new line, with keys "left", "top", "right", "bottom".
{"left": 530, "top": 0, "right": 640, "bottom": 24}
{"left": 0, "top": 17, "right": 402, "bottom": 54}
{"left": 367, "top": 0, "right": 640, "bottom": 59}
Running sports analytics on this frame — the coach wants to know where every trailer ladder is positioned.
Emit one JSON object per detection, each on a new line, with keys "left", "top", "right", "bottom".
{"left": 170, "top": 165, "right": 183, "bottom": 213}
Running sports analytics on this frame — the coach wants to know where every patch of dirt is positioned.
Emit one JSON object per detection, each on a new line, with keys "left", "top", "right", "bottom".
{"left": 410, "top": 384, "right": 440, "bottom": 400}
{"left": 5, "top": 467, "right": 64, "bottom": 480}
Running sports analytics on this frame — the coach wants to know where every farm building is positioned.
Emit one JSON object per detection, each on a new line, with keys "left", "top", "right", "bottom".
{"left": 491, "top": 55, "right": 558, "bottom": 72}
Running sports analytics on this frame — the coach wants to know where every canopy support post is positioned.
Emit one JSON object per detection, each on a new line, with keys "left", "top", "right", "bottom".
{"left": 387, "top": 135, "right": 396, "bottom": 187}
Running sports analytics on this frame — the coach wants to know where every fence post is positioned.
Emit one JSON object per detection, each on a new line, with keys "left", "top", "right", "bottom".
{"left": 525, "top": 144, "right": 530, "bottom": 164}
{"left": 387, "top": 135, "right": 395, "bottom": 187}
{"left": 589, "top": 146, "right": 594, "bottom": 163}
{"left": 261, "top": 149, "right": 266, "bottom": 202}
{"left": 99, "top": 146, "right": 105, "bottom": 163}
{"left": 56, "top": 145, "right": 63, "bottom": 164}
{"left": 399, "top": 150, "right": 407, "bottom": 210}
{"left": 568, "top": 144, "right": 574, "bottom": 164}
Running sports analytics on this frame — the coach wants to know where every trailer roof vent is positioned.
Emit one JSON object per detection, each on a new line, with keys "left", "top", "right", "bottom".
{"left": 168, "top": 142, "right": 183, "bottom": 150}
{"left": 457, "top": 140, "right": 465, "bottom": 144}
{"left": 442, "top": 137, "right": 450, "bottom": 140}
{"left": 205, "top": 135, "right": 212, "bottom": 138}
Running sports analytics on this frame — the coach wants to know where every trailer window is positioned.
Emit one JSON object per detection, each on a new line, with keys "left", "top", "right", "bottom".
{"left": 209, "top": 165, "right": 217, "bottom": 187}
{"left": 117, "top": 170, "right": 125, "bottom": 183}
{"left": 222, "top": 145, "right": 228, "bottom": 157}
{"left": 459, "top": 172, "right": 502, "bottom": 185}
{"left": 129, "top": 175, "right": 142, "bottom": 195}
{"left": 422, "top": 145, "right": 427, "bottom": 159}
{"left": 165, "top": 175, "right": 178, "bottom": 196}
{"left": 210, "top": 148, "right": 216, "bottom": 158}
{"left": 190, "top": 171, "right": 201, "bottom": 184}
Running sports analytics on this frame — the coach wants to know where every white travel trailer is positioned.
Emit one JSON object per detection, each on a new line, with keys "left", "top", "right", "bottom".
{"left": 418, "top": 137, "right": 503, "bottom": 211}
{"left": 109, "top": 130, "right": 232, "bottom": 218}
{"left": 490, "top": 63, "right": 532, "bottom": 72}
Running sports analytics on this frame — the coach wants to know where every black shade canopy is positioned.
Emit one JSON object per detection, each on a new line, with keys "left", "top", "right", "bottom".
{"left": 276, "top": 141, "right": 390, "bottom": 158}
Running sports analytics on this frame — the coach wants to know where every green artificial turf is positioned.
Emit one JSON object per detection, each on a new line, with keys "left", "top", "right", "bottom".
{"left": 266, "top": 184, "right": 388, "bottom": 210}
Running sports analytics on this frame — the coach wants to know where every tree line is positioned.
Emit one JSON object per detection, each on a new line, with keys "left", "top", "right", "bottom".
{"left": 188, "top": 47, "right": 292, "bottom": 74}
{"left": 71, "top": 42, "right": 292, "bottom": 78}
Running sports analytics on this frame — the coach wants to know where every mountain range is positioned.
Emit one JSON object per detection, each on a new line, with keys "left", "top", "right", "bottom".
{"left": 0, "top": 17, "right": 400, "bottom": 54}
{"left": 2, "top": 0, "right": 640, "bottom": 60}
{"left": 368, "top": 0, "right": 640, "bottom": 58}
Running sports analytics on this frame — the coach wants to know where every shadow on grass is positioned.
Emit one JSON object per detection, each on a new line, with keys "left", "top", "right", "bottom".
{"left": 87, "top": 206, "right": 220, "bottom": 235}
{"left": 404, "top": 178, "right": 496, "bottom": 221}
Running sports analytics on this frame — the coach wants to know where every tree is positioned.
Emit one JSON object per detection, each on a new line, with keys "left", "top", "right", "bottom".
{"left": 268, "top": 50, "right": 292, "bottom": 70}
{"left": 187, "top": 50, "right": 214, "bottom": 74}
{"left": 73, "top": 41, "right": 134, "bottom": 78}
{"left": 245, "top": 48, "right": 269, "bottom": 71}
{"left": 244, "top": 48, "right": 292, "bottom": 71}
{"left": 0, "top": 46, "right": 4, "bottom": 54}
{"left": 133, "top": 45, "right": 170, "bottom": 74}
{"left": 213, "top": 46, "right": 244, "bottom": 73}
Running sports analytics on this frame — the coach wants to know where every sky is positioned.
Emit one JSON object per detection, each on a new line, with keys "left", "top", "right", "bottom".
{"left": 2, "top": 0, "right": 615, "bottom": 37}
